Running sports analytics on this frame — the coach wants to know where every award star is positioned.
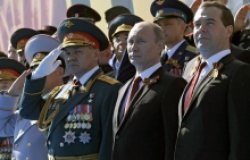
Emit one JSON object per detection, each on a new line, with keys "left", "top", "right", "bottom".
{"left": 63, "top": 130, "right": 76, "bottom": 144}
{"left": 79, "top": 131, "right": 91, "bottom": 144}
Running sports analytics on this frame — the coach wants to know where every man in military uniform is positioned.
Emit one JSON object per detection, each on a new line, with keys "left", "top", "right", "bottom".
{"left": 0, "top": 34, "right": 65, "bottom": 160}
{"left": 66, "top": 3, "right": 113, "bottom": 74}
{"left": 150, "top": 0, "right": 198, "bottom": 76}
{"left": 20, "top": 18, "right": 121, "bottom": 160}
{"left": 10, "top": 28, "right": 37, "bottom": 66}
{"left": 0, "top": 58, "right": 26, "bottom": 160}
{"left": 108, "top": 14, "right": 143, "bottom": 83}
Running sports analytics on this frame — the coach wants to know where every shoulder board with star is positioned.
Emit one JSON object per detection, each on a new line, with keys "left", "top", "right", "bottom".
{"left": 185, "top": 45, "right": 198, "bottom": 54}
{"left": 97, "top": 75, "right": 120, "bottom": 85}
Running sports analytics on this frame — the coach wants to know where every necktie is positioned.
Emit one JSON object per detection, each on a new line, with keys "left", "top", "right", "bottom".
{"left": 118, "top": 76, "right": 142, "bottom": 124}
{"left": 127, "top": 76, "right": 142, "bottom": 104}
{"left": 184, "top": 62, "right": 206, "bottom": 113}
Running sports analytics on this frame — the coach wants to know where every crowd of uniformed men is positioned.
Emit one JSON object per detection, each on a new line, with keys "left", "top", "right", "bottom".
{"left": 0, "top": 0, "right": 250, "bottom": 160}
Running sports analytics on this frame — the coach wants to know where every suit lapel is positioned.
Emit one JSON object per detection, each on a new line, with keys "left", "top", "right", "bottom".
{"left": 182, "top": 54, "right": 234, "bottom": 118}
{"left": 116, "top": 68, "right": 162, "bottom": 132}
{"left": 113, "top": 79, "right": 132, "bottom": 131}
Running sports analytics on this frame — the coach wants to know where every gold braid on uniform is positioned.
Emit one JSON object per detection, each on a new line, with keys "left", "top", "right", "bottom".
{"left": 37, "top": 72, "right": 103, "bottom": 131}
{"left": 38, "top": 86, "right": 62, "bottom": 131}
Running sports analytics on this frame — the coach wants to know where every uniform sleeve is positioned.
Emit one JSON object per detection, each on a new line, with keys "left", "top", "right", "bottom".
{"left": 99, "top": 83, "right": 121, "bottom": 160}
{"left": 19, "top": 75, "right": 46, "bottom": 120}
{"left": 0, "top": 92, "right": 18, "bottom": 137}
{"left": 228, "top": 64, "right": 250, "bottom": 159}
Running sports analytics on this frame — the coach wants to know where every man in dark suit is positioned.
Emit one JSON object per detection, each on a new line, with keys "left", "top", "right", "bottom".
{"left": 112, "top": 21, "right": 186, "bottom": 160}
{"left": 108, "top": 14, "right": 143, "bottom": 83}
{"left": 150, "top": 0, "right": 198, "bottom": 76}
{"left": 175, "top": 2, "right": 250, "bottom": 160}
{"left": 19, "top": 18, "right": 121, "bottom": 160}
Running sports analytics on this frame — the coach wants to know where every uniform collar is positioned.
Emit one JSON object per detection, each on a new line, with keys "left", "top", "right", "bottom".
{"left": 77, "top": 66, "right": 99, "bottom": 85}
{"left": 166, "top": 39, "right": 185, "bottom": 58}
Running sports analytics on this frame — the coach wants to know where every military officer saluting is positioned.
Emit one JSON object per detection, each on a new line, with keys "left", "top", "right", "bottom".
{"left": 0, "top": 34, "right": 65, "bottom": 160}
{"left": 20, "top": 18, "right": 121, "bottom": 160}
{"left": 150, "top": 0, "right": 198, "bottom": 76}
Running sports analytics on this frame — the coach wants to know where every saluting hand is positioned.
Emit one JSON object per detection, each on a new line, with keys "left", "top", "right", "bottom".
{"left": 32, "top": 48, "right": 62, "bottom": 79}
{"left": 234, "top": 3, "right": 250, "bottom": 32}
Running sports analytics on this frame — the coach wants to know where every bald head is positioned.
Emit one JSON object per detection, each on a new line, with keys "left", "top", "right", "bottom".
{"left": 130, "top": 21, "right": 165, "bottom": 43}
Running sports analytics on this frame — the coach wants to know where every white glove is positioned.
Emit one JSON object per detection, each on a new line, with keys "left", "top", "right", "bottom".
{"left": 32, "top": 48, "right": 62, "bottom": 79}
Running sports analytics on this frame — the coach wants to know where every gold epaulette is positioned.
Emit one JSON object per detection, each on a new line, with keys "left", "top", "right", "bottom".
{"left": 185, "top": 45, "right": 198, "bottom": 54}
{"left": 97, "top": 75, "right": 120, "bottom": 85}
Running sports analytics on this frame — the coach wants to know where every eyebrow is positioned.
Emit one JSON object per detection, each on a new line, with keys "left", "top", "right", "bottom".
{"left": 195, "top": 17, "right": 216, "bottom": 23}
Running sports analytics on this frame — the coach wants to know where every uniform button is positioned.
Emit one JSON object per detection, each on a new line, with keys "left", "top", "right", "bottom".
{"left": 48, "top": 141, "right": 51, "bottom": 145}
{"left": 180, "top": 127, "right": 189, "bottom": 136}
{"left": 60, "top": 143, "right": 64, "bottom": 147}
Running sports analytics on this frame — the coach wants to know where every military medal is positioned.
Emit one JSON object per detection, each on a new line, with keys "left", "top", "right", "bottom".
{"left": 63, "top": 130, "right": 76, "bottom": 144}
{"left": 88, "top": 93, "right": 95, "bottom": 103}
{"left": 81, "top": 122, "right": 87, "bottom": 129}
{"left": 79, "top": 131, "right": 91, "bottom": 144}
{"left": 64, "top": 123, "right": 69, "bottom": 129}
{"left": 64, "top": 101, "right": 94, "bottom": 144}
{"left": 77, "top": 122, "right": 81, "bottom": 129}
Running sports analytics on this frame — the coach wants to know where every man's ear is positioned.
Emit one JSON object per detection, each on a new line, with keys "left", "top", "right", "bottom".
{"left": 226, "top": 25, "right": 234, "bottom": 39}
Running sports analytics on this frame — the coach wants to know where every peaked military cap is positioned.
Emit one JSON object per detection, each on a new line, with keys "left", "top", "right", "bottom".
{"left": 66, "top": 4, "right": 101, "bottom": 23}
{"left": 0, "top": 58, "right": 26, "bottom": 81}
{"left": 24, "top": 34, "right": 60, "bottom": 68}
{"left": 105, "top": 6, "right": 131, "bottom": 24}
{"left": 150, "top": 0, "right": 193, "bottom": 23}
{"left": 108, "top": 14, "right": 143, "bottom": 40}
{"left": 57, "top": 17, "right": 109, "bottom": 51}
{"left": 10, "top": 28, "right": 38, "bottom": 52}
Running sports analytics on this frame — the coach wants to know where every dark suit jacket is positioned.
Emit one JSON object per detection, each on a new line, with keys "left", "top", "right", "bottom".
{"left": 176, "top": 54, "right": 250, "bottom": 160}
{"left": 112, "top": 67, "right": 186, "bottom": 160}
{"left": 19, "top": 69, "right": 121, "bottom": 160}
{"left": 111, "top": 51, "right": 136, "bottom": 84}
